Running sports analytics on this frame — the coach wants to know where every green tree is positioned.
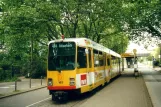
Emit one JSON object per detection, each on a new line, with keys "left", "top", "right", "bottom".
{"left": 0, "top": 0, "right": 133, "bottom": 78}
{"left": 121, "top": 0, "right": 161, "bottom": 39}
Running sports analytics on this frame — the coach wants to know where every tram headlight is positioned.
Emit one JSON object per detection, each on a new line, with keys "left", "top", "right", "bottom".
{"left": 48, "top": 78, "right": 53, "bottom": 86}
{"left": 69, "top": 78, "right": 75, "bottom": 86}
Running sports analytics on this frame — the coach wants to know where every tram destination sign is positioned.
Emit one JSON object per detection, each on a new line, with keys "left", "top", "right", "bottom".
{"left": 50, "top": 42, "right": 75, "bottom": 56}
{"left": 52, "top": 42, "right": 74, "bottom": 48}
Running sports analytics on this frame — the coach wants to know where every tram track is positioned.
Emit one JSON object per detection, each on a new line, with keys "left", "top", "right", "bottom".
{"left": 30, "top": 83, "right": 113, "bottom": 107}
{"left": 26, "top": 93, "right": 90, "bottom": 107}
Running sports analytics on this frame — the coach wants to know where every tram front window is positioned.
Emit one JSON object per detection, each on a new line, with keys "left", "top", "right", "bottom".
{"left": 48, "top": 42, "right": 76, "bottom": 71}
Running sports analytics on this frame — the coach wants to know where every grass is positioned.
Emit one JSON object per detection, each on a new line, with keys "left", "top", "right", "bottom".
{"left": 0, "top": 94, "right": 4, "bottom": 96}
{"left": 13, "top": 90, "right": 21, "bottom": 93}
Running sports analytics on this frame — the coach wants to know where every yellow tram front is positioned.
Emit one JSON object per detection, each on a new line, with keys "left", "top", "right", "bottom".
{"left": 48, "top": 41, "right": 76, "bottom": 88}
{"left": 47, "top": 40, "right": 88, "bottom": 101}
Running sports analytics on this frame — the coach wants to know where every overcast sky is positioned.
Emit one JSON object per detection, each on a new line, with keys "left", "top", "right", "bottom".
{"left": 126, "top": 41, "right": 154, "bottom": 54}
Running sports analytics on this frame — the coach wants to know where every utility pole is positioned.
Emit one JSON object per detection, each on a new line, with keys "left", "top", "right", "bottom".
{"left": 31, "top": 34, "right": 33, "bottom": 71}
{"left": 30, "top": 34, "right": 33, "bottom": 88}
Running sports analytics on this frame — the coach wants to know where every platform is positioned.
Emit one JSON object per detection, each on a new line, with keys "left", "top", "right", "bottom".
{"left": 79, "top": 65, "right": 157, "bottom": 107}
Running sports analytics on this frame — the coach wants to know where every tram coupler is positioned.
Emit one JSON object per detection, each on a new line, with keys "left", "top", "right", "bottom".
{"left": 52, "top": 91, "right": 68, "bottom": 102}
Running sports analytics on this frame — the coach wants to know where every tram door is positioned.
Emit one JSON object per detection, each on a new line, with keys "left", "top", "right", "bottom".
{"left": 106, "top": 55, "right": 111, "bottom": 81}
{"left": 103, "top": 53, "right": 106, "bottom": 82}
{"left": 86, "top": 48, "right": 93, "bottom": 90}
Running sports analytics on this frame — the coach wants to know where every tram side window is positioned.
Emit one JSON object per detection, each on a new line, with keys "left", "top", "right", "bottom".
{"left": 117, "top": 58, "right": 119, "bottom": 66}
{"left": 94, "top": 50, "right": 99, "bottom": 67}
{"left": 89, "top": 49, "right": 92, "bottom": 68}
{"left": 112, "top": 60, "right": 114, "bottom": 66}
{"left": 112, "top": 57, "right": 115, "bottom": 66}
{"left": 93, "top": 50, "right": 104, "bottom": 67}
{"left": 77, "top": 47, "right": 87, "bottom": 68}
{"left": 103, "top": 54, "right": 106, "bottom": 66}
{"left": 118, "top": 58, "right": 121, "bottom": 64}
{"left": 99, "top": 52, "right": 104, "bottom": 66}
{"left": 107, "top": 58, "right": 111, "bottom": 66}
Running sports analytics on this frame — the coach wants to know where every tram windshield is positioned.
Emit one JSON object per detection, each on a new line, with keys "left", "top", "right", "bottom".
{"left": 48, "top": 42, "right": 76, "bottom": 71}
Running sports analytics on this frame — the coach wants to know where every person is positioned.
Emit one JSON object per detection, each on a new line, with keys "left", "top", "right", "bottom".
{"left": 152, "top": 57, "right": 156, "bottom": 68}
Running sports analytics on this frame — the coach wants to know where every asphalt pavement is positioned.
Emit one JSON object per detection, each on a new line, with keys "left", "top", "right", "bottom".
{"left": 0, "top": 63, "right": 161, "bottom": 107}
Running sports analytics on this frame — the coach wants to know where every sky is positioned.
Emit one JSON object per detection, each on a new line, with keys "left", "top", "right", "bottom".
{"left": 126, "top": 32, "right": 161, "bottom": 55}
{"left": 126, "top": 41, "right": 155, "bottom": 54}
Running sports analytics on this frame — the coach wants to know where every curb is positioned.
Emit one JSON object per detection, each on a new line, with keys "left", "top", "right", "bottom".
{"left": 0, "top": 85, "right": 47, "bottom": 99}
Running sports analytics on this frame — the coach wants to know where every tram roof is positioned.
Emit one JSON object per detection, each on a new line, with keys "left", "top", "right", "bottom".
{"left": 49, "top": 38, "right": 121, "bottom": 58}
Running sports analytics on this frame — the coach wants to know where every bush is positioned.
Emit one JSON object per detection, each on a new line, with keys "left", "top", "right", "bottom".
{"left": 0, "top": 68, "right": 17, "bottom": 81}
{"left": 0, "top": 61, "right": 11, "bottom": 70}
{"left": 153, "top": 60, "right": 159, "bottom": 66}
{"left": 22, "top": 60, "right": 46, "bottom": 79}
{"left": 0, "top": 68, "right": 5, "bottom": 80}
{"left": 1, "top": 76, "right": 19, "bottom": 82}
{"left": 31, "top": 60, "right": 46, "bottom": 78}
{"left": 12, "top": 65, "right": 21, "bottom": 76}
{"left": 147, "top": 55, "right": 153, "bottom": 61}
{"left": 139, "top": 58, "right": 143, "bottom": 63}
{"left": 5, "top": 70, "right": 12, "bottom": 79}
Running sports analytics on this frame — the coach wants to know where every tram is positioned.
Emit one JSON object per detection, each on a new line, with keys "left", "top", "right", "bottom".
{"left": 47, "top": 38, "right": 122, "bottom": 101}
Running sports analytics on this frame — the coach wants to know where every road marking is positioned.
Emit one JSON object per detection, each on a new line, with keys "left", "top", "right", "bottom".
{"left": 0, "top": 85, "right": 15, "bottom": 88}
{"left": 25, "top": 97, "right": 51, "bottom": 107}
{"left": 0, "top": 87, "right": 9, "bottom": 88}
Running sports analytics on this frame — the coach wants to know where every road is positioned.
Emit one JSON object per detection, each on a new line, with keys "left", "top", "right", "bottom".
{"left": 0, "top": 63, "right": 159, "bottom": 107}
{"left": 0, "top": 88, "right": 50, "bottom": 107}
{"left": 0, "top": 87, "right": 50, "bottom": 107}
{"left": 0, "top": 86, "right": 90, "bottom": 107}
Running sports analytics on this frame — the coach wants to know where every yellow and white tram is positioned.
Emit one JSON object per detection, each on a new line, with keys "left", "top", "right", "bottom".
{"left": 47, "top": 38, "right": 122, "bottom": 101}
